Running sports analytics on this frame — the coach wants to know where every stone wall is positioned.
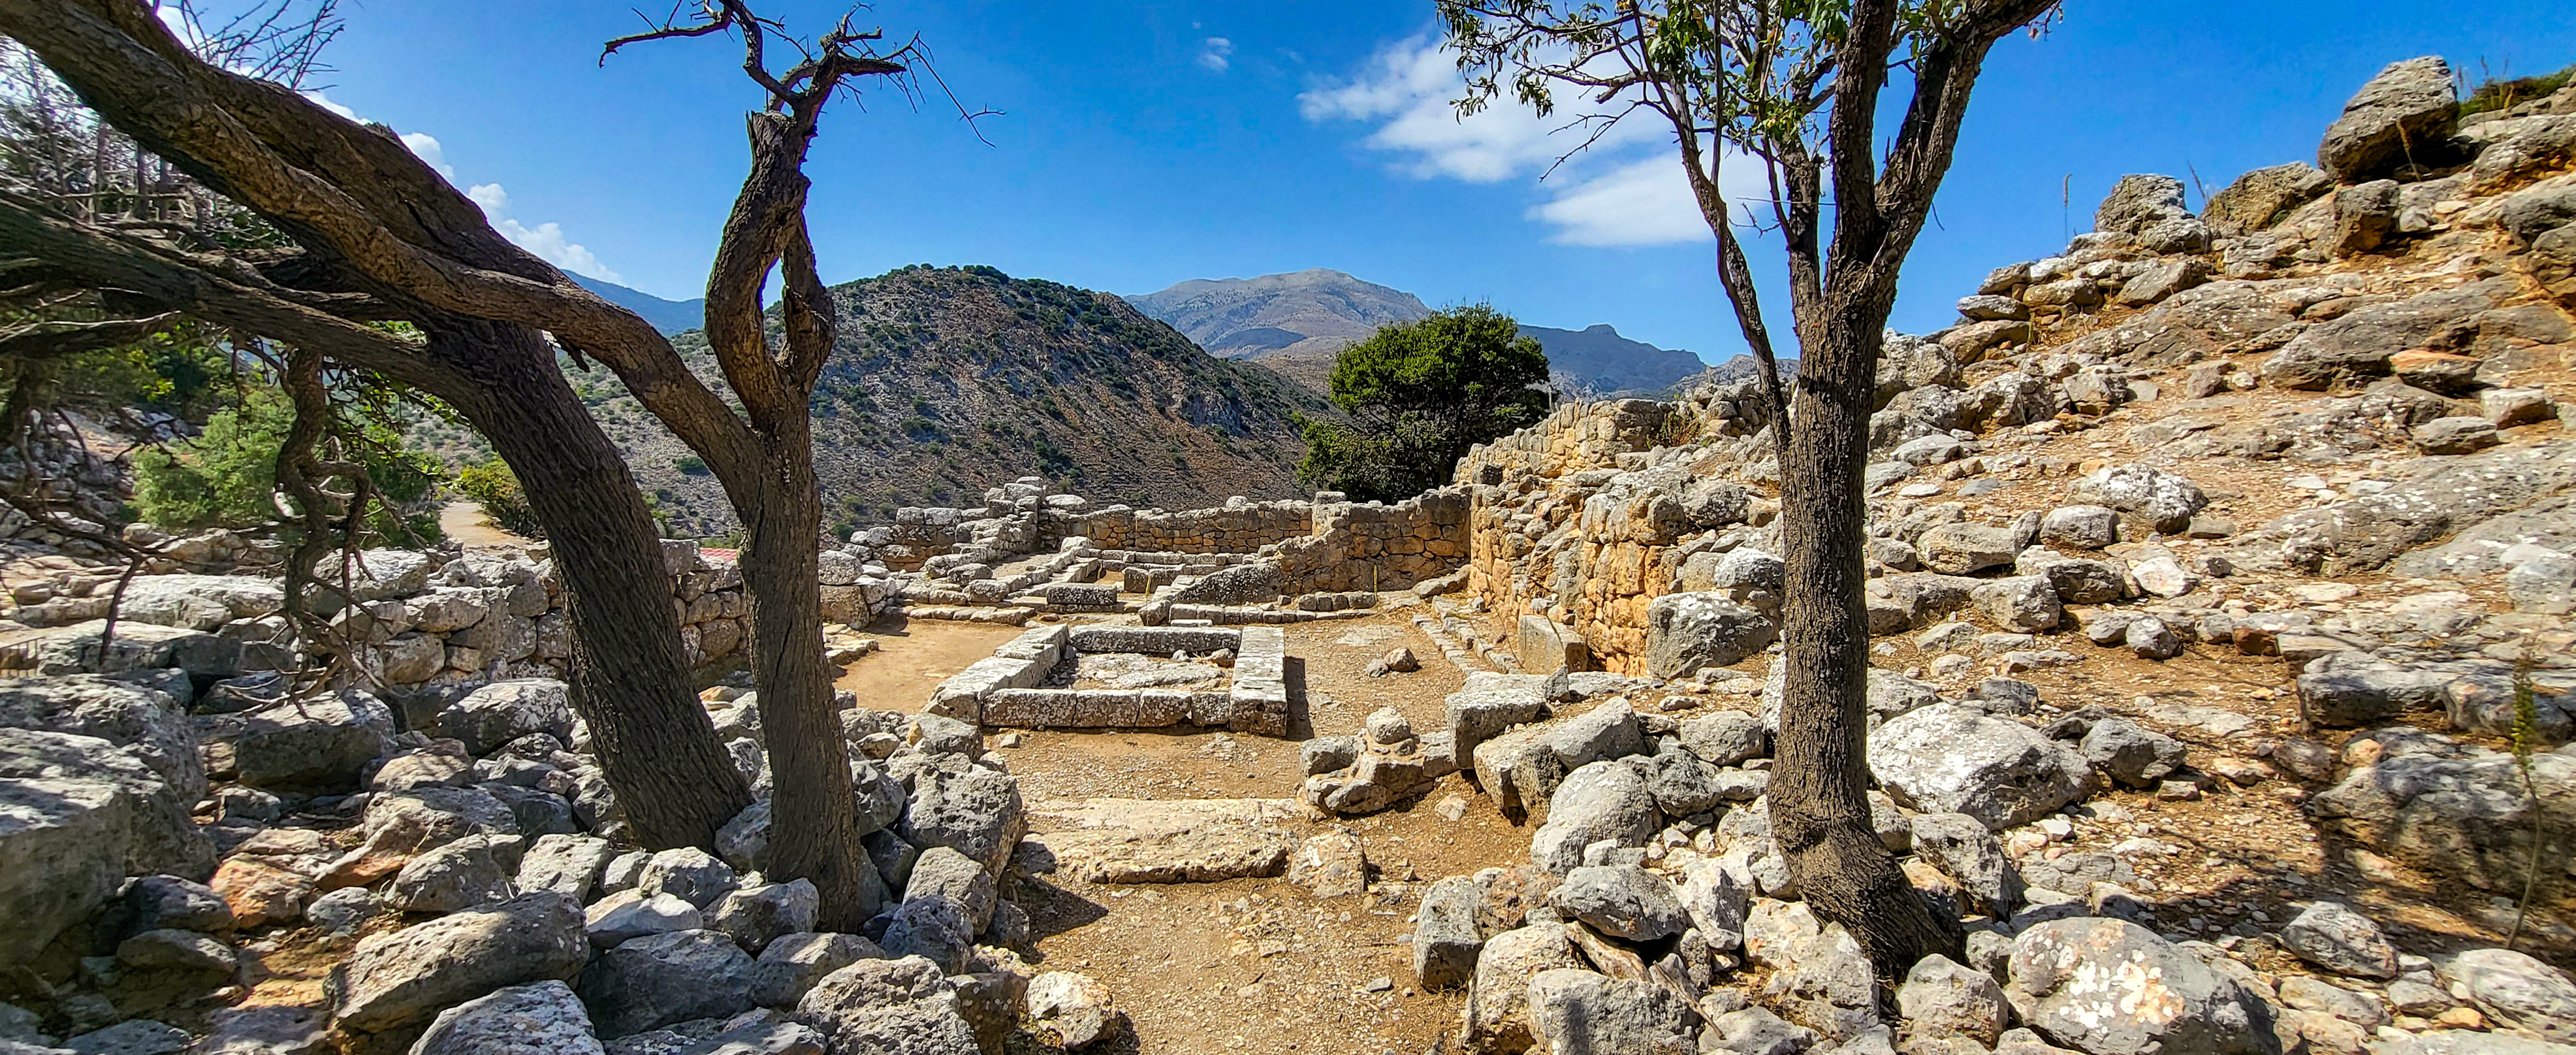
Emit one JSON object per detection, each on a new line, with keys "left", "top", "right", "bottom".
{"left": 0, "top": 541, "right": 899, "bottom": 722}
{"left": 1272, "top": 489, "right": 1472, "bottom": 594}
{"left": 923, "top": 623, "right": 1290, "bottom": 736}
{"left": 1451, "top": 397, "right": 1781, "bottom": 676}
{"left": 1045, "top": 498, "right": 1314, "bottom": 553}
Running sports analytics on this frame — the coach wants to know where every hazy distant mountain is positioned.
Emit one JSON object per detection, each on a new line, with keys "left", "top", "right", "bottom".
{"left": 1126, "top": 268, "right": 1709, "bottom": 396}
{"left": 1518, "top": 323, "right": 1708, "bottom": 397}
{"left": 573, "top": 274, "right": 706, "bottom": 336}
{"left": 1124, "top": 269, "right": 1432, "bottom": 389}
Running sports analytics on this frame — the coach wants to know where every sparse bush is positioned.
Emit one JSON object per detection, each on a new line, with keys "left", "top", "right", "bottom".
{"left": 454, "top": 458, "right": 543, "bottom": 538}
{"left": 675, "top": 454, "right": 709, "bottom": 476}
{"left": 2462, "top": 61, "right": 2576, "bottom": 118}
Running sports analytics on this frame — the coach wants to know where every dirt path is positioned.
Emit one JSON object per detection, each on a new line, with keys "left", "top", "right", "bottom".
{"left": 906, "top": 608, "right": 1522, "bottom": 1054}
{"left": 832, "top": 613, "right": 1028, "bottom": 713}
{"left": 436, "top": 501, "right": 532, "bottom": 550}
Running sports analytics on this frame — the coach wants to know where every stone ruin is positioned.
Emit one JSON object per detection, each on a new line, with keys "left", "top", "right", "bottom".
{"left": 838, "top": 476, "right": 1472, "bottom": 628}
{"left": 923, "top": 624, "right": 1288, "bottom": 738}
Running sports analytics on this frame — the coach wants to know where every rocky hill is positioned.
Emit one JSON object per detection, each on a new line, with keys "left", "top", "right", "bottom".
{"left": 584, "top": 265, "right": 1328, "bottom": 537}
{"left": 1127, "top": 268, "right": 1711, "bottom": 395}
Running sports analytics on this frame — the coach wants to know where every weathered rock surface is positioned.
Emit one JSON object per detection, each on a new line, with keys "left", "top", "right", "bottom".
{"left": 332, "top": 892, "right": 591, "bottom": 1034}
{"left": 2006, "top": 918, "right": 2279, "bottom": 1055}
{"left": 1869, "top": 704, "right": 2090, "bottom": 830}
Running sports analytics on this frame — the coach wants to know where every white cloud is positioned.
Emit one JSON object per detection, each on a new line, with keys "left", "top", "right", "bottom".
{"left": 302, "top": 90, "right": 359, "bottom": 121}
{"left": 1303, "top": 34, "right": 1767, "bottom": 248}
{"left": 1529, "top": 155, "right": 1707, "bottom": 247}
{"left": 462, "top": 181, "right": 620, "bottom": 282}
{"left": 1198, "top": 37, "right": 1234, "bottom": 73}
{"left": 400, "top": 132, "right": 457, "bottom": 181}
{"left": 489, "top": 217, "right": 621, "bottom": 284}
{"left": 326, "top": 114, "right": 623, "bottom": 282}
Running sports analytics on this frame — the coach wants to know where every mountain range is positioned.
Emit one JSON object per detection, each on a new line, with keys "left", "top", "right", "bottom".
{"left": 1124, "top": 268, "right": 1711, "bottom": 397}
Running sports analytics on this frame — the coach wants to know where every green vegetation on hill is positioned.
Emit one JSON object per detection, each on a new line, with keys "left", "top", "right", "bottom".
{"left": 135, "top": 387, "right": 444, "bottom": 544}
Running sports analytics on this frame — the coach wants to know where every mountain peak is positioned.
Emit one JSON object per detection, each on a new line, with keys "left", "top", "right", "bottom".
{"left": 1125, "top": 268, "right": 1708, "bottom": 397}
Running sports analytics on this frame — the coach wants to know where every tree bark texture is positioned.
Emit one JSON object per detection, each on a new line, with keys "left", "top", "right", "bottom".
{"left": 690, "top": 105, "right": 870, "bottom": 930}
{"left": 447, "top": 326, "right": 755, "bottom": 851}
{"left": 1736, "top": 0, "right": 2056, "bottom": 979}
{"left": 1766, "top": 315, "right": 1965, "bottom": 975}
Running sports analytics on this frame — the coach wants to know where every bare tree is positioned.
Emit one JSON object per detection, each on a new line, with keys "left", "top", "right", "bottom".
{"left": 597, "top": 0, "right": 961, "bottom": 928}
{"left": 0, "top": 0, "right": 957, "bottom": 928}
{"left": 1440, "top": 0, "right": 2059, "bottom": 975}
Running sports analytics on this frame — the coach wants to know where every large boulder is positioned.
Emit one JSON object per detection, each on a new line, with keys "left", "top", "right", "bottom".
{"left": 2261, "top": 282, "right": 2503, "bottom": 391}
{"left": 575, "top": 928, "right": 757, "bottom": 1038}
{"left": 2079, "top": 719, "right": 2187, "bottom": 789}
{"left": 791, "top": 955, "right": 981, "bottom": 1055}
{"left": 1467, "top": 925, "right": 1588, "bottom": 1052}
{"left": 2095, "top": 175, "right": 2190, "bottom": 235}
{"left": 1643, "top": 592, "right": 1779, "bottom": 679}
{"left": 410, "top": 980, "right": 605, "bottom": 1055}
{"left": 436, "top": 680, "right": 575, "bottom": 757}
{"left": 2280, "top": 901, "right": 2399, "bottom": 979}
{"left": 0, "top": 675, "right": 202, "bottom": 796}
{"left": 2266, "top": 439, "right": 2576, "bottom": 576}
{"left": 2306, "top": 739, "right": 2576, "bottom": 895}
{"left": 1920, "top": 524, "right": 2026, "bottom": 576}
{"left": 1414, "top": 875, "right": 1486, "bottom": 990}
{"left": 1746, "top": 900, "right": 1880, "bottom": 1040}
{"left": 1529, "top": 760, "right": 1661, "bottom": 874}
{"left": 1448, "top": 673, "right": 1550, "bottom": 769}
{"left": 1548, "top": 865, "right": 1689, "bottom": 941}
{"left": 1899, "top": 954, "right": 2011, "bottom": 1047}
{"left": 1869, "top": 704, "right": 2090, "bottom": 830}
{"left": 332, "top": 892, "right": 592, "bottom": 1035}
{"left": 1525, "top": 968, "right": 1696, "bottom": 1055}
{"left": 2067, "top": 464, "right": 2206, "bottom": 535}
{"left": 2202, "top": 163, "right": 2332, "bottom": 235}
{"left": 2438, "top": 948, "right": 2576, "bottom": 1042}
{"left": 751, "top": 932, "right": 885, "bottom": 1009}
{"left": 116, "top": 574, "right": 285, "bottom": 632}
{"left": 897, "top": 766, "right": 1026, "bottom": 875}
{"left": 2006, "top": 918, "right": 2280, "bottom": 1055}
{"left": 0, "top": 727, "right": 215, "bottom": 965}
{"left": 227, "top": 690, "right": 395, "bottom": 792}
{"left": 2318, "top": 57, "right": 2458, "bottom": 182}
{"left": 1909, "top": 812, "right": 2022, "bottom": 915}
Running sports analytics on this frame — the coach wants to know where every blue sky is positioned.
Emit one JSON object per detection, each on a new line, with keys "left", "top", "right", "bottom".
{"left": 293, "top": 1, "right": 2576, "bottom": 363}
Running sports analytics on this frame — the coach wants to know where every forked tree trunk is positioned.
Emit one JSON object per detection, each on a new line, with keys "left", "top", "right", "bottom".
{"left": 734, "top": 415, "right": 872, "bottom": 928}
{"left": 443, "top": 326, "right": 754, "bottom": 850}
{"left": 1765, "top": 310, "right": 1965, "bottom": 975}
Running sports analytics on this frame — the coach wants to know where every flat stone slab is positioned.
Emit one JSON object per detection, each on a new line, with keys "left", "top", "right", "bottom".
{"left": 1067, "top": 626, "right": 1241, "bottom": 655}
{"left": 1028, "top": 797, "right": 1317, "bottom": 883}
